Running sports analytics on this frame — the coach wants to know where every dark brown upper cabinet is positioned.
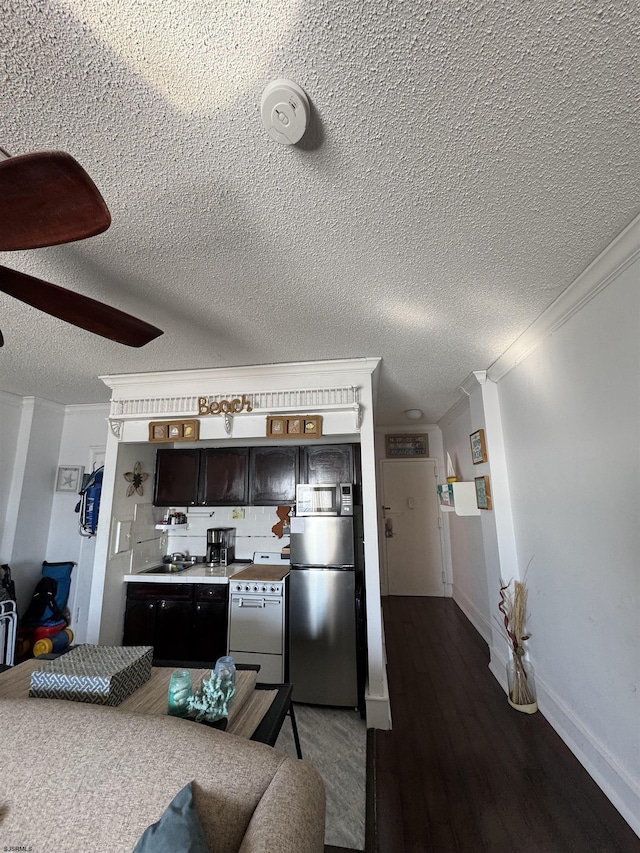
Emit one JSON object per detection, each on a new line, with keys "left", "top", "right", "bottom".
{"left": 249, "top": 446, "right": 299, "bottom": 505}
{"left": 200, "top": 448, "right": 249, "bottom": 505}
{"left": 153, "top": 443, "right": 360, "bottom": 507}
{"left": 154, "top": 447, "right": 248, "bottom": 507}
{"left": 153, "top": 448, "right": 200, "bottom": 506}
{"left": 301, "top": 444, "right": 356, "bottom": 485}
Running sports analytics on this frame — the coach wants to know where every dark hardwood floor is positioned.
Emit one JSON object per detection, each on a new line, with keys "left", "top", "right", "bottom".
{"left": 370, "top": 596, "right": 639, "bottom": 853}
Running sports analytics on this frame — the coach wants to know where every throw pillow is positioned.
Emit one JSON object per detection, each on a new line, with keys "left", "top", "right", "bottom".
{"left": 132, "top": 781, "right": 209, "bottom": 853}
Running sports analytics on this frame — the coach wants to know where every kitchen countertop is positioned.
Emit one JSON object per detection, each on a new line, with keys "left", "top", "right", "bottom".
{"left": 231, "top": 565, "right": 290, "bottom": 582}
{"left": 124, "top": 562, "right": 250, "bottom": 584}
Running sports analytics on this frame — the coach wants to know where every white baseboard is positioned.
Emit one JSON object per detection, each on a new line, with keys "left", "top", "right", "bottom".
{"left": 488, "top": 646, "right": 508, "bottom": 692}
{"left": 458, "top": 597, "right": 639, "bottom": 838}
{"left": 534, "top": 672, "right": 640, "bottom": 837}
{"left": 366, "top": 688, "right": 391, "bottom": 730}
{"left": 452, "top": 585, "right": 493, "bottom": 645}
{"left": 488, "top": 644, "right": 639, "bottom": 837}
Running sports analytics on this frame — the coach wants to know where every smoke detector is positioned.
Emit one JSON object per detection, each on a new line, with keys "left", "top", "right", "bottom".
{"left": 261, "top": 79, "right": 309, "bottom": 145}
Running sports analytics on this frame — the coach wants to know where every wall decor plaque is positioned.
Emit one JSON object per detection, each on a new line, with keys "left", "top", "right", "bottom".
{"left": 148, "top": 419, "right": 200, "bottom": 443}
{"left": 266, "top": 415, "right": 322, "bottom": 438}
{"left": 198, "top": 395, "right": 253, "bottom": 415}
{"left": 385, "top": 434, "right": 428, "bottom": 458}
{"left": 470, "top": 428, "right": 488, "bottom": 464}
{"left": 475, "top": 475, "right": 493, "bottom": 510}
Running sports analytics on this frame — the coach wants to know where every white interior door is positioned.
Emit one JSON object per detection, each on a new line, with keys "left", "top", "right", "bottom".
{"left": 382, "top": 458, "right": 444, "bottom": 596}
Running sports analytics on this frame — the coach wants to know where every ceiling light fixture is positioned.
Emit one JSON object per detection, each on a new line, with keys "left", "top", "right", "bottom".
{"left": 405, "top": 409, "right": 423, "bottom": 420}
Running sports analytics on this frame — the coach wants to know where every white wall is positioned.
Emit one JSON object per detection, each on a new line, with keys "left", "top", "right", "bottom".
{"left": 497, "top": 256, "right": 639, "bottom": 831}
{"left": 1, "top": 398, "right": 65, "bottom": 614}
{"left": 438, "top": 224, "right": 640, "bottom": 834}
{"left": 438, "top": 401, "right": 491, "bottom": 642}
{"left": 98, "top": 441, "right": 159, "bottom": 646}
{"left": 0, "top": 397, "right": 110, "bottom": 630}
{"left": 0, "top": 391, "right": 23, "bottom": 562}
{"left": 46, "top": 404, "right": 110, "bottom": 641}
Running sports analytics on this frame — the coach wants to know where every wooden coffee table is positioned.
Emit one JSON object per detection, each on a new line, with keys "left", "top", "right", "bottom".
{"left": 155, "top": 660, "right": 301, "bottom": 754}
{"left": 0, "top": 657, "right": 301, "bottom": 755}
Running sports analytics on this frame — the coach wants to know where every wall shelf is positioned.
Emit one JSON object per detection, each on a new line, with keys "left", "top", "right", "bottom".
{"left": 438, "top": 482, "right": 480, "bottom": 516}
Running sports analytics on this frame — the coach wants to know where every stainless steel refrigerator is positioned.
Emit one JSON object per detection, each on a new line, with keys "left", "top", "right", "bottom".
{"left": 288, "top": 516, "right": 359, "bottom": 706}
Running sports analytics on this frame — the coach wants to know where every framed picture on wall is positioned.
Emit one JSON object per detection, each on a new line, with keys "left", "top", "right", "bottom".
{"left": 475, "top": 475, "right": 492, "bottom": 510}
{"left": 56, "top": 465, "right": 84, "bottom": 493}
{"left": 385, "top": 434, "right": 429, "bottom": 458}
{"left": 470, "top": 428, "right": 488, "bottom": 464}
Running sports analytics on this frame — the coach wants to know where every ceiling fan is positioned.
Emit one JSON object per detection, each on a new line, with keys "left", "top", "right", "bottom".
{"left": 0, "top": 150, "right": 163, "bottom": 348}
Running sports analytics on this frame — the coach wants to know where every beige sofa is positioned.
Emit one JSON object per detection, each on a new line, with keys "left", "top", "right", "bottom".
{"left": 0, "top": 698, "right": 325, "bottom": 853}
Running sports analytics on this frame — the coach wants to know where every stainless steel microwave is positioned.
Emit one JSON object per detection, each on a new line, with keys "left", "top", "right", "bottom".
{"left": 295, "top": 483, "right": 354, "bottom": 516}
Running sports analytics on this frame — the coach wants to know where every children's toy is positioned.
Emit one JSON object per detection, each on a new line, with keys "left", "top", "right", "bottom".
{"left": 18, "top": 562, "right": 74, "bottom": 659}
{"left": 32, "top": 627, "right": 74, "bottom": 657}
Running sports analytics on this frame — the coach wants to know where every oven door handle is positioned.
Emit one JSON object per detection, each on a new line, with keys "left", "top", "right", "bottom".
{"left": 234, "top": 597, "right": 280, "bottom": 608}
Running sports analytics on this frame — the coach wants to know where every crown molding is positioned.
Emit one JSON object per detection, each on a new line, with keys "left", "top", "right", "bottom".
{"left": 100, "top": 357, "right": 382, "bottom": 397}
{"left": 437, "top": 393, "right": 469, "bottom": 429}
{"left": 63, "top": 402, "right": 111, "bottom": 415}
{"left": 0, "top": 389, "right": 24, "bottom": 409}
{"left": 488, "top": 212, "right": 640, "bottom": 382}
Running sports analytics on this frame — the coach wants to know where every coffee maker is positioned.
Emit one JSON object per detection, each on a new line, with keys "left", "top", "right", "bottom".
{"left": 206, "top": 527, "right": 236, "bottom": 566}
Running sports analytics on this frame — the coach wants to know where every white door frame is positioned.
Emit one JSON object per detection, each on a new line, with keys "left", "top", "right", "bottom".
{"left": 377, "top": 456, "right": 449, "bottom": 597}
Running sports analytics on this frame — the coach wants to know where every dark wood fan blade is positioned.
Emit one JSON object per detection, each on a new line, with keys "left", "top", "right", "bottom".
{"left": 0, "top": 265, "right": 163, "bottom": 347}
{"left": 0, "top": 151, "right": 111, "bottom": 250}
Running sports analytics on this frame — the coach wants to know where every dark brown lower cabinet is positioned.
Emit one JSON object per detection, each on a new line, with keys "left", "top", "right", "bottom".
{"left": 123, "top": 583, "right": 228, "bottom": 664}
{"left": 192, "top": 585, "right": 229, "bottom": 664}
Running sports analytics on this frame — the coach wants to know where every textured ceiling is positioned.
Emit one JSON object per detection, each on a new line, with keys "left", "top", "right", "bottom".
{"left": 1, "top": 0, "right": 638, "bottom": 425}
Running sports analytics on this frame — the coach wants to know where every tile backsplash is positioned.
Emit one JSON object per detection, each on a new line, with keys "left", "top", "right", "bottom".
{"left": 165, "top": 506, "right": 291, "bottom": 561}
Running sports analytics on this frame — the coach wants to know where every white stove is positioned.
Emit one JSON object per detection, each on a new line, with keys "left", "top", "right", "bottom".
{"left": 227, "top": 552, "right": 290, "bottom": 682}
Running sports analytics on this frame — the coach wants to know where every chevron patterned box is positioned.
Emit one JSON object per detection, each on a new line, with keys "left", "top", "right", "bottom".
{"left": 29, "top": 644, "right": 153, "bottom": 706}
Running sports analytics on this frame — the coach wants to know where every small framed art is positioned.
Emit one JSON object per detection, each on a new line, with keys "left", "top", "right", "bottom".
{"left": 475, "top": 475, "right": 492, "bottom": 510}
{"left": 267, "top": 416, "right": 286, "bottom": 437}
{"left": 56, "top": 465, "right": 84, "bottom": 493}
{"left": 148, "top": 419, "right": 200, "bottom": 442}
{"left": 266, "top": 415, "right": 322, "bottom": 438}
{"left": 470, "top": 428, "right": 488, "bottom": 464}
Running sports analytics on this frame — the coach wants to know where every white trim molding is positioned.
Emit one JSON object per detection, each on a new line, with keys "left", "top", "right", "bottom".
{"left": 536, "top": 673, "right": 640, "bottom": 837}
{"left": 452, "top": 585, "right": 493, "bottom": 646}
{"left": 108, "top": 385, "right": 361, "bottom": 420}
{"left": 109, "top": 419, "right": 123, "bottom": 439}
{"left": 488, "top": 212, "right": 640, "bottom": 382}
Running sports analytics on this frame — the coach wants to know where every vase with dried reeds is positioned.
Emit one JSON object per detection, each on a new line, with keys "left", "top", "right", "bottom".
{"left": 498, "top": 578, "right": 538, "bottom": 713}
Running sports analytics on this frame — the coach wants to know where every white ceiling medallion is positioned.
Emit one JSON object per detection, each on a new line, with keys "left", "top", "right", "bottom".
{"left": 261, "top": 79, "right": 309, "bottom": 145}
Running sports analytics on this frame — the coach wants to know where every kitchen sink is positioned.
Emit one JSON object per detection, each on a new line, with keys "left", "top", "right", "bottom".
{"left": 143, "top": 562, "right": 195, "bottom": 574}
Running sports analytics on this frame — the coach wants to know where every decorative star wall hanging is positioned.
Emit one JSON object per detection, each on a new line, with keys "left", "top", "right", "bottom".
{"left": 124, "top": 461, "right": 148, "bottom": 497}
